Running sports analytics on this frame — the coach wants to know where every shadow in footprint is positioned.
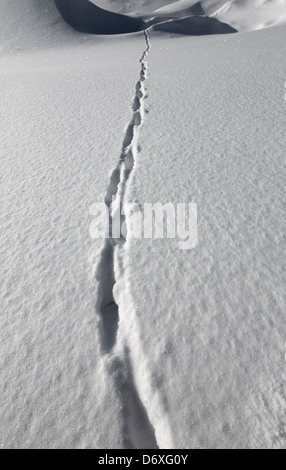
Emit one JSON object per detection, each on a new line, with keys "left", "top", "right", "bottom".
{"left": 126, "top": 379, "right": 159, "bottom": 449}
{"left": 101, "top": 301, "right": 119, "bottom": 353}
{"left": 96, "top": 242, "right": 119, "bottom": 353}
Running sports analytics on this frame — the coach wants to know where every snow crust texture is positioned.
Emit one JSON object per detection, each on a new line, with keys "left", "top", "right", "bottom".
{"left": 126, "top": 25, "right": 286, "bottom": 449}
{"left": 1, "top": 0, "right": 286, "bottom": 450}
{"left": 0, "top": 11, "right": 150, "bottom": 446}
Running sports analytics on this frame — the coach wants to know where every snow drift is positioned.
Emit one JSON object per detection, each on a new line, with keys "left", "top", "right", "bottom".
{"left": 54, "top": 0, "right": 286, "bottom": 36}
{"left": 54, "top": 0, "right": 235, "bottom": 35}
{"left": 89, "top": 0, "right": 286, "bottom": 32}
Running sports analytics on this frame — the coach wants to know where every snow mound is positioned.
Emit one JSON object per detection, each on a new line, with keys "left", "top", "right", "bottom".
{"left": 54, "top": 0, "right": 235, "bottom": 35}
{"left": 154, "top": 0, "right": 286, "bottom": 31}
{"left": 215, "top": 0, "right": 286, "bottom": 32}
{"left": 59, "top": 1, "right": 286, "bottom": 35}
{"left": 3, "top": 0, "right": 283, "bottom": 45}
{"left": 89, "top": 0, "right": 286, "bottom": 31}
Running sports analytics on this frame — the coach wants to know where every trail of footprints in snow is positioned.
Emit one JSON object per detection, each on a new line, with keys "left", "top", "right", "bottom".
{"left": 97, "top": 30, "right": 150, "bottom": 352}
{"left": 95, "top": 31, "right": 158, "bottom": 449}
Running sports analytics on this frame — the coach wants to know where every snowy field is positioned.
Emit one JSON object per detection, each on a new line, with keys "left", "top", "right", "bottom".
{"left": 1, "top": 0, "right": 286, "bottom": 449}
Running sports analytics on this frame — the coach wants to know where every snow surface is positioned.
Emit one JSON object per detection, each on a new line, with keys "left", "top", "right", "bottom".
{"left": 124, "top": 25, "right": 286, "bottom": 449}
{"left": 0, "top": 0, "right": 147, "bottom": 448}
{"left": 0, "top": 0, "right": 74, "bottom": 54}
{"left": 1, "top": 0, "right": 286, "bottom": 449}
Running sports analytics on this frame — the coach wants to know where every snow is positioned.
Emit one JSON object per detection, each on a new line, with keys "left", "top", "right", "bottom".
{"left": 0, "top": 0, "right": 70, "bottom": 54}
{"left": 0, "top": 0, "right": 146, "bottom": 448}
{"left": 208, "top": 0, "right": 286, "bottom": 31}
{"left": 123, "top": 24, "right": 286, "bottom": 448}
{"left": 89, "top": 0, "right": 286, "bottom": 31}
{"left": 89, "top": 0, "right": 180, "bottom": 15}
{"left": 1, "top": 0, "right": 286, "bottom": 449}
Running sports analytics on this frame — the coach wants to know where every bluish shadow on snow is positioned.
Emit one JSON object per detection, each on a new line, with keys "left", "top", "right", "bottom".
{"left": 152, "top": 16, "right": 237, "bottom": 36}
{"left": 95, "top": 241, "right": 119, "bottom": 354}
{"left": 54, "top": 0, "right": 144, "bottom": 34}
{"left": 108, "top": 354, "right": 159, "bottom": 449}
